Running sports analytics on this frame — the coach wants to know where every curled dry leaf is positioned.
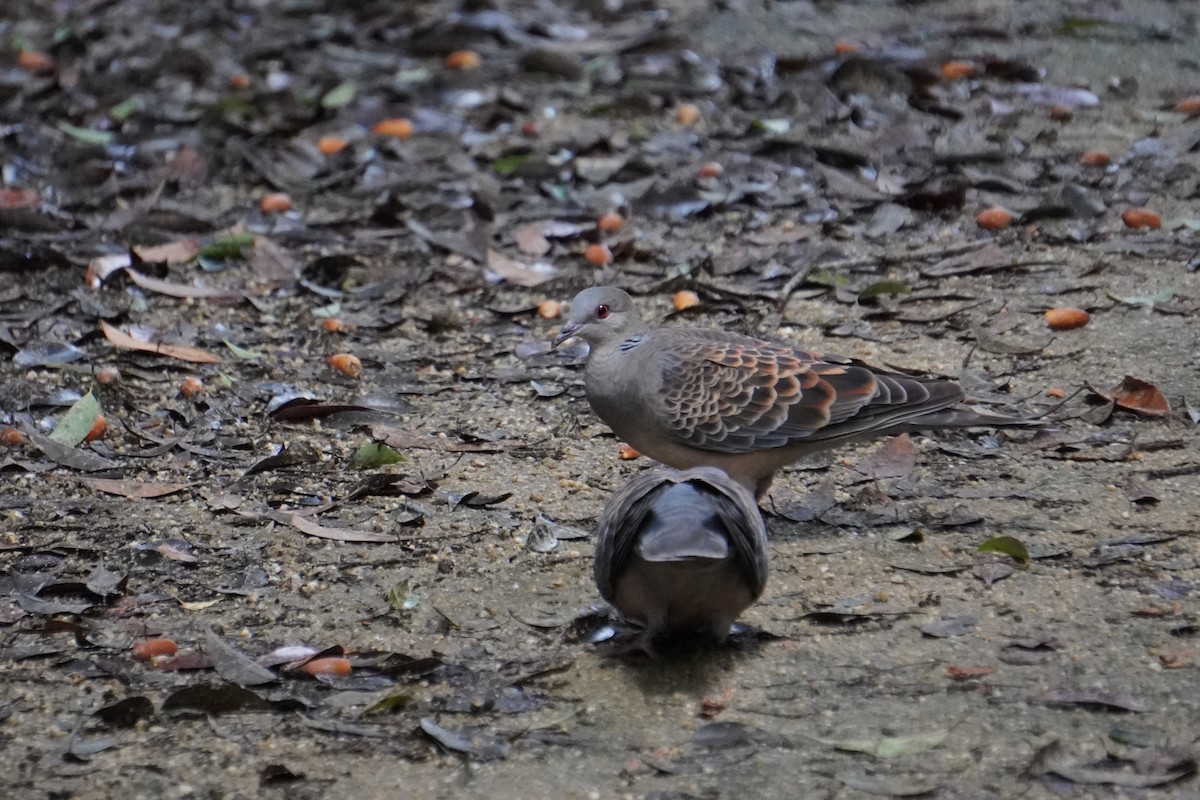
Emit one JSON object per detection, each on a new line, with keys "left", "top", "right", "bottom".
{"left": 1094, "top": 376, "right": 1172, "bottom": 418}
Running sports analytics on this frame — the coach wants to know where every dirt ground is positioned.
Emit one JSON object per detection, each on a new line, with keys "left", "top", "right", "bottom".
{"left": 2, "top": 1, "right": 1199, "bottom": 798}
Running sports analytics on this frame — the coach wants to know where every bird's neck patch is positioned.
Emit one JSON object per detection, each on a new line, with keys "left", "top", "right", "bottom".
{"left": 619, "top": 334, "right": 646, "bottom": 353}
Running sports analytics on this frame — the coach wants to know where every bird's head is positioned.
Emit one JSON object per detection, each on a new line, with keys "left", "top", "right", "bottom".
{"left": 551, "top": 286, "right": 643, "bottom": 349}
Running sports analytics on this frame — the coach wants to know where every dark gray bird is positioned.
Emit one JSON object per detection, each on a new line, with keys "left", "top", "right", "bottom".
{"left": 594, "top": 466, "right": 769, "bottom": 646}
{"left": 554, "top": 286, "right": 1026, "bottom": 497}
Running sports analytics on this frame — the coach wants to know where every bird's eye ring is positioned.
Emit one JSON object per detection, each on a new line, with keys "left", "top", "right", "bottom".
{"left": 595, "top": 304, "right": 610, "bottom": 319}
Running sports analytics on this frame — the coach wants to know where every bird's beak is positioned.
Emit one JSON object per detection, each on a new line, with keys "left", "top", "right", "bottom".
{"left": 551, "top": 322, "right": 581, "bottom": 349}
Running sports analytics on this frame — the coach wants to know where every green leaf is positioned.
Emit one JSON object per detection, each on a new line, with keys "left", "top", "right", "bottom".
{"left": 49, "top": 391, "right": 101, "bottom": 446}
{"left": 57, "top": 122, "right": 114, "bottom": 146}
{"left": 977, "top": 535, "right": 1030, "bottom": 564}
{"left": 311, "top": 302, "right": 342, "bottom": 320}
{"left": 393, "top": 67, "right": 429, "bottom": 86}
{"left": 492, "top": 153, "right": 531, "bottom": 176}
{"left": 321, "top": 80, "right": 356, "bottom": 109}
{"left": 387, "top": 578, "right": 419, "bottom": 611}
{"left": 364, "top": 693, "right": 415, "bottom": 715}
{"left": 1107, "top": 288, "right": 1175, "bottom": 307}
{"left": 352, "top": 443, "right": 406, "bottom": 469}
{"left": 109, "top": 96, "right": 143, "bottom": 121}
{"left": 817, "top": 729, "right": 948, "bottom": 759}
{"left": 750, "top": 118, "right": 792, "bottom": 135}
{"left": 222, "top": 339, "right": 262, "bottom": 361}
{"left": 858, "top": 280, "right": 911, "bottom": 303}
{"left": 807, "top": 269, "right": 853, "bottom": 287}
{"left": 199, "top": 233, "right": 255, "bottom": 260}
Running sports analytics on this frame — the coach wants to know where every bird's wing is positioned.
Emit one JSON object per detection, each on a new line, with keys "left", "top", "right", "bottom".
{"left": 656, "top": 330, "right": 923, "bottom": 453}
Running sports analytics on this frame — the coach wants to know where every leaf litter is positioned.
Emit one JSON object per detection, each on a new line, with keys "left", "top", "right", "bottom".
{"left": 2, "top": 0, "right": 1200, "bottom": 798}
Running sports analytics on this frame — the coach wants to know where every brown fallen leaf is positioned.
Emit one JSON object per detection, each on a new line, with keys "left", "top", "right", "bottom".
{"left": 76, "top": 477, "right": 189, "bottom": 499}
{"left": 946, "top": 664, "right": 995, "bottom": 680}
{"left": 134, "top": 239, "right": 200, "bottom": 264}
{"left": 484, "top": 248, "right": 558, "bottom": 287}
{"left": 100, "top": 320, "right": 221, "bottom": 364}
{"left": 1091, "top": 376, "right": 1172, "bottom": 418}
{"left": 287, "top": 513, "right": 398, "bottom": 543}
{"left": 124, "top": 268, "right": 244, "bottom": 300}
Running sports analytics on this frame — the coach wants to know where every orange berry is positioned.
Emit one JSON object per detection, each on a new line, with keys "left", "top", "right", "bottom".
{"left": 675, "top": 103, "right": 701, "bottom": 126}
{"left": 941, "top": 60, "right": 977, "bottom": 80}
{"left": 537, "top": 300, "right": 562, "bottom": 320}
{"left": 371, "top": 118, "right": 414, "bottom": 139}
{"left": 180, "top": 376, "right": 204, "bottom": 398}
{"left": 1121, "top": 208, "right": 1161, "bottom": 230}
{"left": 1046, "top": 387, "right": 1066, "bottom": 398}
{"left": 228, "top": 73, "right": 251, "bottom": 90}
{"left": 321, "top": 318, "right": 347, "bottom": 333}
{"left": 976, "top": 206, "right": 1014, "bottom": 230}
{"left": 696, "top": 161, "right": 724, "bottom": 179}
{"left": 84, "top": 415, "right": 107, "bottom": 442}
{"left": 618, "top": 443, "right": 640, "bottom": 460}
{"left": 1080, "top": 150, "right": 1111, "bottom": 167}
{"left": 131, "top": 638, "right": 178, "bottom": 660}
{"left": 95, "top": 365, "right": 121, "bottom": 385}
{"left": 1049, "top": 105, "right": 1072, "bottom": 121}
{"left": 18, "top": 50, "right": 55, "bottom": 73}
{"left": 672, "top": 290, "right": 701, "bottom": 311}
{"left": 520, "top": 120, "right": 539, "bottom": 137}
{"left": 445, "top": 50, "right": 481, "bottom": 70}
{"left": 259, "top": 192, "right": 293, "bottom": 213}
{"left": 317, "top": 135, "right": 349, "bottom": 155}
{"left": 302, "top": 657, "right": 352, "bottom": 676}
{"left": 833, "top": 39, "right": 860, "bottom": 55}
{"left": 1175, "top": 96, "right": 1200, "bottom": 116}
{"left": 597, "top": 211, "right": 625, "bottom": 234}
{"left": 327, "top": 353, "right": 363, "bottom": 378}
{"left": 1044, "top": 307, "right": 1090, "bottom": 331}
{"left": 1, "top": 428, "right": 27, "bottom": 446}
{"left": 584, "top": 243, "right": 613, "bottom": 267}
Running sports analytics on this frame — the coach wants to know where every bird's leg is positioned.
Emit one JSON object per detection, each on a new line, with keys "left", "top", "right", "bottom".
{"left": 753, "top": 473, "right": 775, "bottom": 501}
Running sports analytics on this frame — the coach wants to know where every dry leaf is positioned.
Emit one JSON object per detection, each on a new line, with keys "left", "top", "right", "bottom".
{"left": 1093, "top": 376, "right": 1172, "bottom": 418}
{"left": 99, "top": 320, "right": 222, "bottom": 363}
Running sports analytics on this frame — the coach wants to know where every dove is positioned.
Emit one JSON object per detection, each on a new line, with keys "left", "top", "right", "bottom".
{"left": 594, "top": 466, "right": 768, "bottom": 645}
{"left": 553, "top": 286, "right": 1026, "bottom": 497}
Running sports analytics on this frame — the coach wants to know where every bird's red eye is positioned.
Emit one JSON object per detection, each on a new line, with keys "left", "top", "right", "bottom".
{"left": 595, "top": 304, "right": 610, "bottom": 319}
